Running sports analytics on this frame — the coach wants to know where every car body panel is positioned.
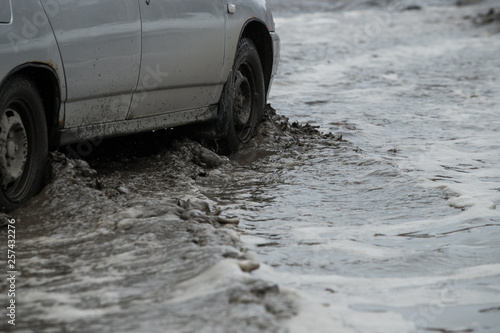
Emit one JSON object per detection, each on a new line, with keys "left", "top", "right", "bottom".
{"left": 219, "top": 0, "right": 277, "bottom": 88}
{"left": 40, "top": 0, "right": 142, "bottom": 128}
{"left": 60, "top": 105, "right": 218, "bottom": 146}
{"left": 0, "top": 1, "right": 66, "bottom": 108}
{"left": 128, "top": 0, "right": 226, "bottom": 119}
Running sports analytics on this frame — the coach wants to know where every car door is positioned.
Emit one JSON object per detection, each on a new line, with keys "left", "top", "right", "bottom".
{"left": 40, "top": 0, "right": 142, "bottom": 128}
{"left": 127, "top": 0, "right": 226, "bottom": 119}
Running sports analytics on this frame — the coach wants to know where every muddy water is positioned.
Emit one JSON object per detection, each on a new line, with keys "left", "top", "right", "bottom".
{"left": 1, "top": 1, "right": 500, "bottom": 333}
{"left": 198, "top": 1, "right": 500, "bottom": 332}
{"left": 1, "top": 143, "right": 299, "bottom": 332}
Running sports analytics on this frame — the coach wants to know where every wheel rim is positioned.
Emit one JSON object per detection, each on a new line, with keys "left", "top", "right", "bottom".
{"left": 233, "top": 63, "right": 255, "bottom": 142}
{"left": 0, "top": 108, "right": 29, "bottom": 192}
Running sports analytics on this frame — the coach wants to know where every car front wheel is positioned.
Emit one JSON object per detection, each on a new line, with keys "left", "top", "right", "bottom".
{"left": 218, "top": 38, "right": 265, "bottom": 154}
{"left": 0, "top": 77, "right": 48, "bottom": 212}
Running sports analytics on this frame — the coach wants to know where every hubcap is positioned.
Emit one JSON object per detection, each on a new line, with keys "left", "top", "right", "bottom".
{"left": 233, "top": 69, "right": 253, "bottom": 139}
{"left": 0, "top": 109, "right": 28, "bottom": 189}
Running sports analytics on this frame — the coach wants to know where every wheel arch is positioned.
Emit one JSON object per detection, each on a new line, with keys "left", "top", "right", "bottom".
{"left": 240, "top": 19, "right": 274, "bottom": 100}
{"left": 1, "top": 63, "right": 61, "bottom": 149}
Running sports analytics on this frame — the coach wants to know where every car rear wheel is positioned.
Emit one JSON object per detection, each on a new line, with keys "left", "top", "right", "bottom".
{"left": 218, "top": 38, "right": 265, "bottom": 154}
{"left": 0, "top": 77, "right": 48, "bottom": 212}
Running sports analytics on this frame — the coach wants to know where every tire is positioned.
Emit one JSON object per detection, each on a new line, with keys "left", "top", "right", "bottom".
{"left": 0, "top": 77, "right": 48, "bottom": 212}
{"left": 218, "top": 38, "right": 265, "bottom": 154}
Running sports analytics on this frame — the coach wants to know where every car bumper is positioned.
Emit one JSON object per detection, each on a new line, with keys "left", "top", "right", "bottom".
{"left": 268, "top": 31, "right": 280, "bottom": 99}
{"left": 271, "top": 32, "right": 280, "bottom": 77}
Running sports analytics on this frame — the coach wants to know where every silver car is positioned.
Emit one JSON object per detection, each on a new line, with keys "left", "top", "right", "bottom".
{"left": 0, "top": 0, "right": 280, "bottom": 211}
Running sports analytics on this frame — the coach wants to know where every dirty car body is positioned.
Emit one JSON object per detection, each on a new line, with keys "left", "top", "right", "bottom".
{"left": 0, "top": 0, "right": 280, "bottom": 211}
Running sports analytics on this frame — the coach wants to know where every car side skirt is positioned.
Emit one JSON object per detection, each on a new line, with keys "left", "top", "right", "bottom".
{"left": 59, "top": 105, "right": 218, "bottom": 146}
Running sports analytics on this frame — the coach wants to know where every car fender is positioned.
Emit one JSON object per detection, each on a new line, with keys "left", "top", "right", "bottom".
{"left": 0, "top": 0, "right": 66, "bottom": 127}
{"left": 219, "top": 0, "right": 275, "bottom": 93}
